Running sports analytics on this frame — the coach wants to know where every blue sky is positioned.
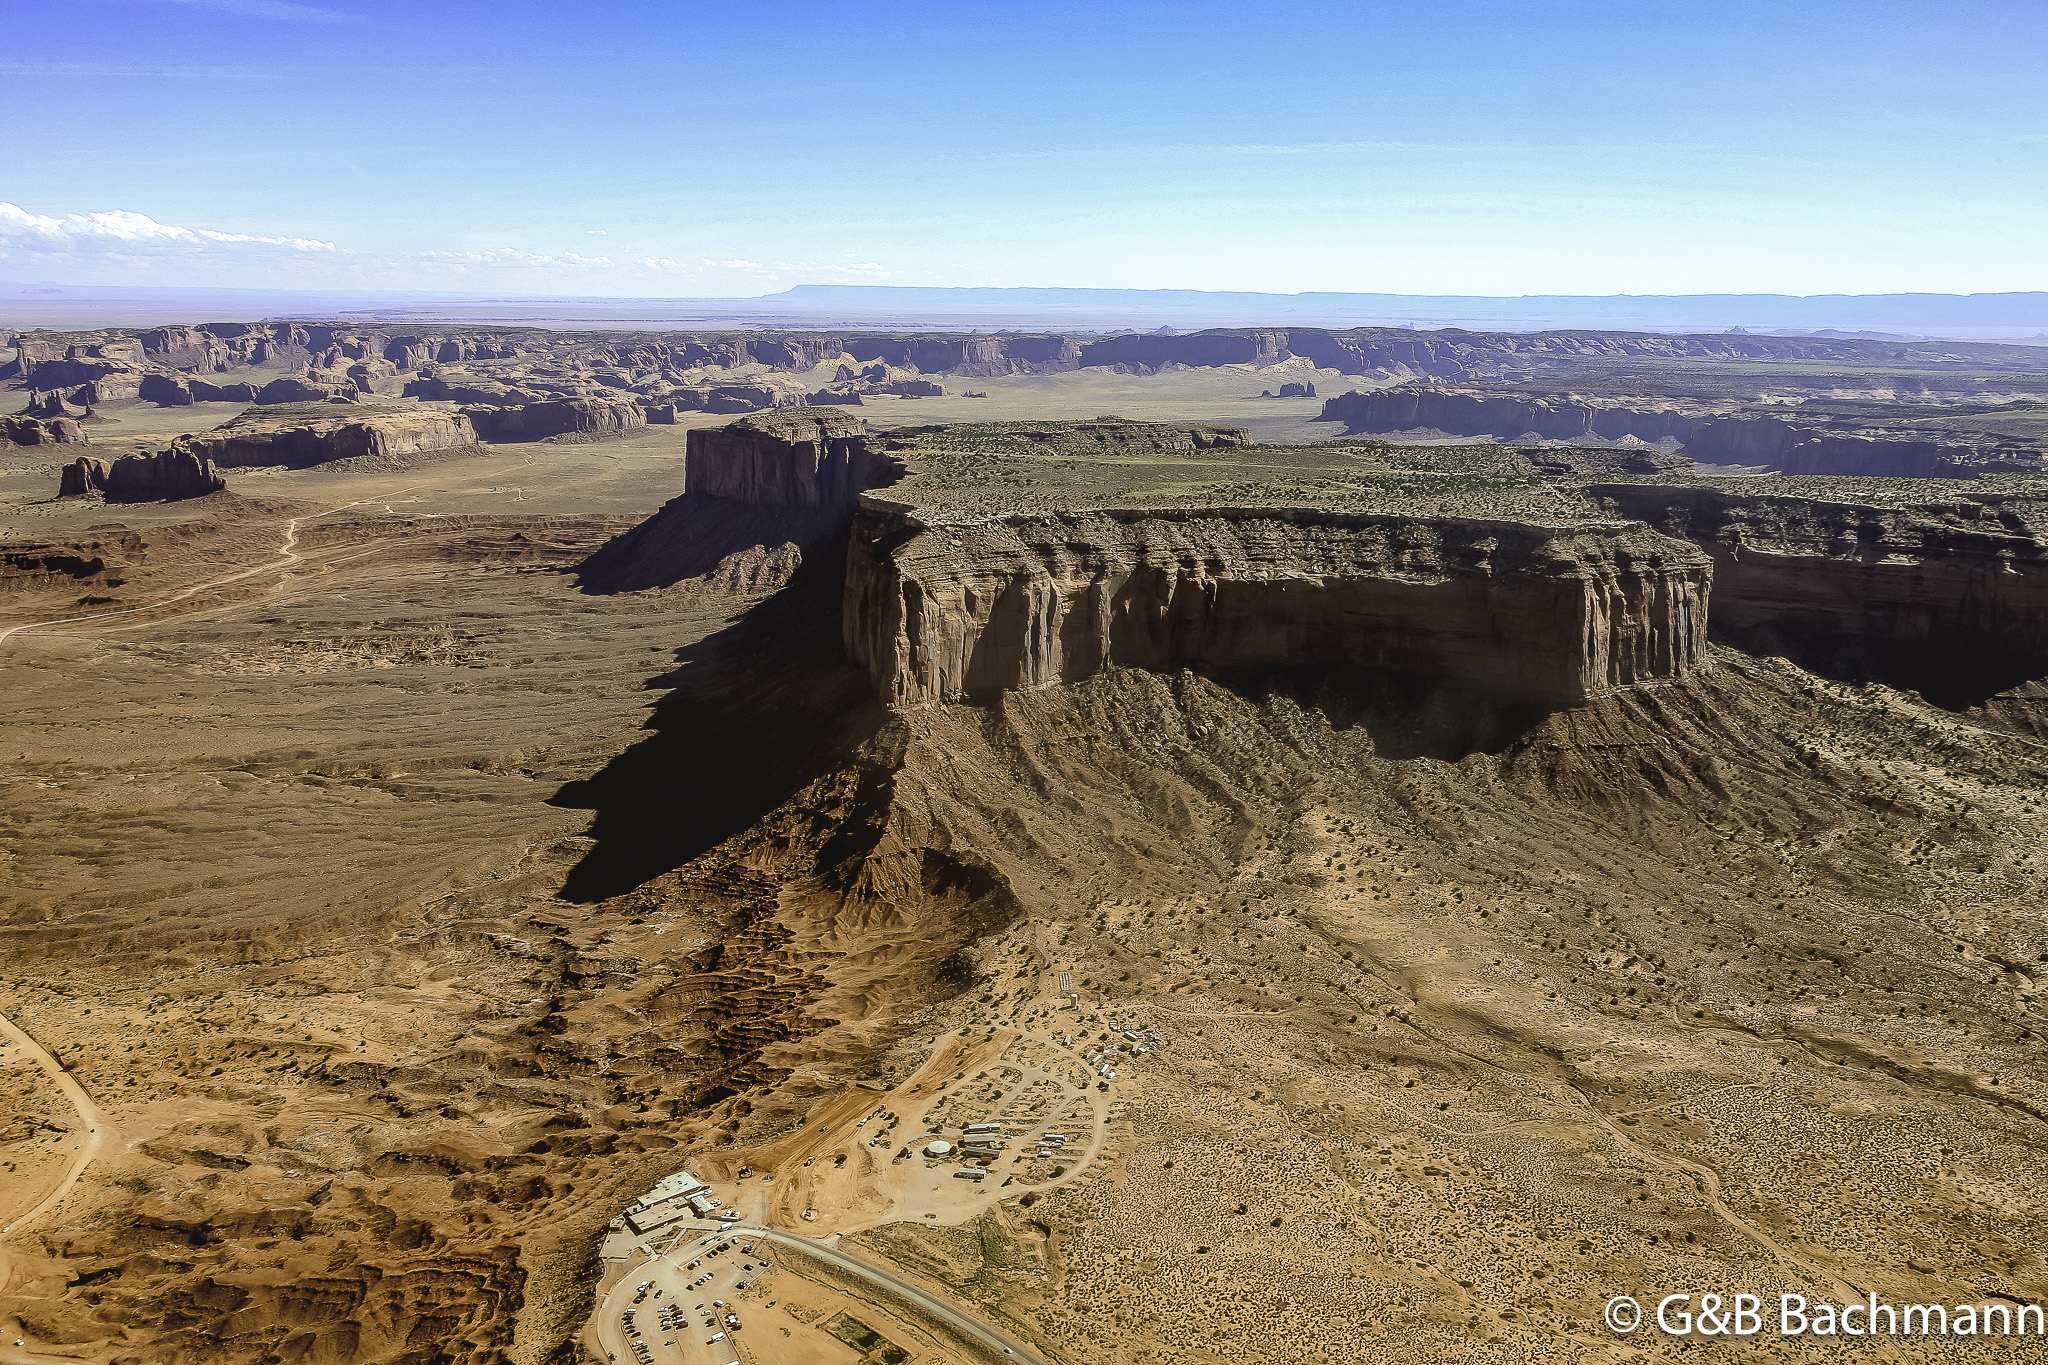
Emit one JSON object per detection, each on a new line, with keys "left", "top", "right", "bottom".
{"left": 2, "top": 0, "right": 2044, "bottom": 297}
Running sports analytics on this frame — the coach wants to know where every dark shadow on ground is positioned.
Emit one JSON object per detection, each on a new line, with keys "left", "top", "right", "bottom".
{"left": 1205, "top": 665, "right": 1555, "bottom": 762}
{"left": 550, "top": 531, "right": 888, "bottom": 902}
{"left": 1713, "top": 624, "right": 2048, "bottom": 712}
{"left": 576, "top": 491, "right": 847, "bottom": 593}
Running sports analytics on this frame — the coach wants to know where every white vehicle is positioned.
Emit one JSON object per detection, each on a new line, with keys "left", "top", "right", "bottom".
{"left": 706, "top": 1333, "right": 726, "bottom": 1343}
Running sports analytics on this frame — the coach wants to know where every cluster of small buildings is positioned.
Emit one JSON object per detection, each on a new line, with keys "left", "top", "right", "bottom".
{"left": 601, "top": 1169, "right": 727, "bottom": 1258}
{"left": 1067, "top": 1022, "right": 1162, "bottom": 1086}
{"left": 1057, "top": 970, "right": 1081, "bottom": 1009}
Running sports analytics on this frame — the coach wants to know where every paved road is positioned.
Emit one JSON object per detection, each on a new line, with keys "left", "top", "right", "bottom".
{"left": 589, "top": 1222, "right": 1043, "bottom": 1365}
{"left": 745, "top": 1227, "right": 1046, "bottom": 1365}
{"left": 590, "top": 1226, "right": 745, "bottom": 1365}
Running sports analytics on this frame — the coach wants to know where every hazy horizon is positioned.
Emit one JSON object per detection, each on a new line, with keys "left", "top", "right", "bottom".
{"left": 6, "top": 0, "right": 2045, "bottom": 302}
{"left": 8, "top": 280, "right": 2048, "bottom": 338}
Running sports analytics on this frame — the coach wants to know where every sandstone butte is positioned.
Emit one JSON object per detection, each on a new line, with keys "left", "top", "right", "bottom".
{"left": 601, "top": 410, "right": 2048, "bottom": 722}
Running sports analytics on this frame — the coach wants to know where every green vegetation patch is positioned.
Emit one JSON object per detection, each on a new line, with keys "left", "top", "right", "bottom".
{"left": 823, "top": 1310, "right": 912, "bottom": 1364}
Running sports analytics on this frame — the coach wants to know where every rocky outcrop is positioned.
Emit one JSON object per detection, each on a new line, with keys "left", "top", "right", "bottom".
{"left": 649, "top": 382, "right": 805, "bottom": 417}
{"left": 577, "top": 410, "right": 899, "bottom": 591}
{"left": 139, "top": 373, "right": 262, "bottom": 405}
{"left": 462, "top": 396, "right": 644, "bottom": 443}
{"left": 1261, "top": 381, "right": 1317, "bottom": 398}
{"left": 57, "top": 457, "right": 109, "bottom": 495}
{"left": 683, "top": 409, "right": 891, "bottom": 507}
{"left": 60, "top": 450, "right": 225, "bottom": 501}
{"left": 1769, "top": 433, "right": 2013, "bottom": 478}
{"left": 255, "top": 375, "right": 358, "bottom": 405}
{"left": 21, "top": 390, "right": 84, "bottom": 419}
{"left": 1522, "top": 447, "right": 1694, "bottom": 477}
{"left": 609, "top": 411, "right": 1710, "bottom": 711}
{"left": 844, "top": 334, "right": 1084, "bottom": 377}
{"left": 1588, "top": 484, "right": 2048, "bottom": 705}
{"left": 1321, "top": 385, "right": 2043, "bottom": 477}
{"left": 844, "top": 506, "right": 1710, "bottom": 708}
{"left": 402, "top": 374, "right": 546, "bottom": 406}
{"left": 171, "top": 404, "right": 481, "bottom": 469}
{"left": 2, "top": 412, "right": 86, "bottom": 445}
{"left": 1319, "top": 385, "right": 1698, "bottom": 445}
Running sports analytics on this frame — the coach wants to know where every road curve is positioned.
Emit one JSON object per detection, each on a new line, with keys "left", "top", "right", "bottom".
{"left": 0, "top": 486, "right": 425, "bottom": 648}
{"left": 743, "top": 1227, "right": 1047, "bottom": 1365}
{"left": 0, "top": 1012, "right": 115, "bottom": 1365}
{"left": 0, "top": 1014, "right": 112, "bottom": 1237}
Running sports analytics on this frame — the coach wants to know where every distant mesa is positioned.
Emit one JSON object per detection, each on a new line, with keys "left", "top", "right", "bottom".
{"left": 137, "top": 375, "right": 263, "bottom": 406}
{"left": 1259, "top": 381, "right": 1317, "bottom": 398}
{"left": 21, "top": 319, "right": 2048, "bottom": 431}
{"left": 1318, "top": 383, "right": 2048, "bottom": 479}
{"left": 2, "top": 411, "right": 87, "bottom": 447}
{"left": 59, "top": 449, "right": 225, "bottom": 502}
{"left": 462, "top": 395, "right": 644, "bottom": 443}
{"left": 174, "top": 403, "right": 487, "bottom": 470}
{"left": 256, "top": 375, "right": 360, "bottom": 405}
{"left": 21, "top": 389, "right": 86, "bottom": 420}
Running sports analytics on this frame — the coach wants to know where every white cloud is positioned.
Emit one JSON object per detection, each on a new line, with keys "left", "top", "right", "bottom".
{"left": 585, "top": 228, "right": 608, "bottom": 236}
{"left": 693, "top": 257, "right": 888, "bottom": 278}
{"left": 0, "top": 199, "right": 893, "bottom": 294}
{"left": 421, "top": 247, "right": 614, "bottom": 269}
{"left": 0, "top": 201, "right": 338, "bottom": 259}
{"left": 133, "top": 0, "right": 356, "bottom": 22}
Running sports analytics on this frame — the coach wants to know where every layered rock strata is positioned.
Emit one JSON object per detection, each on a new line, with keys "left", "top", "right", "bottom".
{"left": 843, "top": 507, "right": 1710, "bottom": 707}
{"left": 138, "top": 374, "right": 262, "bottom": 405}
{"left": 1321, "top": 385, "right": 2042, "bottom": 477}
{"left": 462, "top": 396, "right": 644, "bottom": 443}
{"left": 59, "top": 450, "right": 225, "bottom": 501}
{"left": 683, "top": 409, "right": 892, "bottom": 506}
{"left": 1, "top": 412, "right": 86, "bottom": 445}
{"left": 1589, "top": 484, "right": 2048, "bottom": 703}
{"left": 20, "top": 323, "right": 2048, "bottom": 416}
{"left": 170, "top": 404, "right": 482, "bottom": 469}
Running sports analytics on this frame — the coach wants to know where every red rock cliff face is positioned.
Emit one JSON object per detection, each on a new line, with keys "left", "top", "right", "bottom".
{"left": 683, "top": 410, "right": 891, "bottom": 506}
{"left": 1589, "top": 484, "right": 2048, "bottom": 703}
{"left": 172, "top": 405, "right": 481, "bottom": 469}
{"left": 843, "top": 506, "right": 1711, "bottom": 708}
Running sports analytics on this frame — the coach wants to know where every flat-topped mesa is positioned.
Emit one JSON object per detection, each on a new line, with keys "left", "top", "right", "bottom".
{"left": 684, "top": 409, "right": 898, "bottom": 507}
{"left": 168, "top": 404, "right": 482, "bottom": 469}
{"left": 1322, "top": 385, "right": 2043, "bottom": 479}
{"left": 59, "top": 450, "right": 225, "bottom": 501}
{"left": 1588, "top": 483, "right": 2048, "bottom": 704}
{"left": 845, "top": 505, "right": 1711, "bottom": 708}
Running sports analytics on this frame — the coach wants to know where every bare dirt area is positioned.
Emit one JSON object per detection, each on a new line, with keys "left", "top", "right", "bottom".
{"left": 0, "top": 427, "right": 846, "bottom": 1363}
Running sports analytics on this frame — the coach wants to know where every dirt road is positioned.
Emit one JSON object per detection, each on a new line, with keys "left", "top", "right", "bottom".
{"left": 0, "top": 1014, "right": 111, "bottom": 1236}
{"left": 0, "top": 1011, "right": 115, "bottom": 1365}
